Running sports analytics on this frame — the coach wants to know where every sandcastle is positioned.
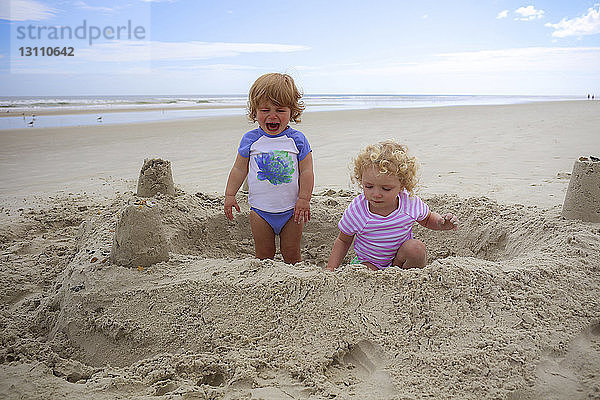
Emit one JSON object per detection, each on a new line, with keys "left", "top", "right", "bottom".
{"left": 109, "top": 199, "right": 170, "bottom": 267}
{"left": 137, "top": 158, "right": 176, "bottom": 197}
{"left": 561, "top": 157, "right": 600, "bottom": 223}
{"left": 110, "top": 158, "right": 173, "bottom": 267}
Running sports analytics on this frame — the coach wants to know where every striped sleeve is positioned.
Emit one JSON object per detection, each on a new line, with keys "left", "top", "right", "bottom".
{"left": 405, "top": 193, "right": 430, "bottom": 221}
{"left": 338, "top": 195, "right": 369, "bottom": 236}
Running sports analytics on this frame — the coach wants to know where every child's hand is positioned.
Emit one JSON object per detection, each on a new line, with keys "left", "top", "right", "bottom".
{"left": 224, "top": 195, "right": 240, "bottom": 221}
{"left": 440, "top": 213, "right": 459, "bottom": 230}
{"left": 294, "top": 198, "right": 311, "bottom": 224}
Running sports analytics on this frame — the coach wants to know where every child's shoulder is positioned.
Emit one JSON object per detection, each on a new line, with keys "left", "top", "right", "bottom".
{"left": 284, "top": 126, "right": 309, "bottom": 141}
{"left": 241, "top": 127, "right": 262, "bottom": 139}
{"left": 238, "top": 128, "right": 264, "bottom": 157}
{"left": 283, "top": 127, "right": 311, "bottom": 154}
{"left": 398, "top": 190, "right": 429, "bottom": 218}
{"left": 285, "top": 126, "right": 304, "bottom": 135}
{"left": 400, "top": 189, "right": 425, "bottom": 203}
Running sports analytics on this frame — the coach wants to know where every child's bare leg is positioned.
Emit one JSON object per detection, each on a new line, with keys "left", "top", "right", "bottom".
{"left": 279, "top": 218, "right": 302, "bottom": 264}
{"left": 250, "top": 210, "right": 276, "bottom": 259}
{"left": 393, "top": 239, "right": 426, "bottom": 268}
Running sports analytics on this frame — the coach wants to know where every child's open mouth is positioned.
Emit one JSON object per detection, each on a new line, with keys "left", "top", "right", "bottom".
{"left": 266, "top": 122, "right": 280, "bottom": 132}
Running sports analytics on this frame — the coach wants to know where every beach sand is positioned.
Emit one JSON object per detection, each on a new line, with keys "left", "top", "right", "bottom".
{"left": 0, "top": 101, "right": 599, "bottom": 399}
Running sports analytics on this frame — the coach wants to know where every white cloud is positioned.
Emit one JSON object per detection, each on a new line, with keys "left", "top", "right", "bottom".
{"left": 497, "top": 10, "right": 509, "bottom": 19}
{"left": 72, "top": 1, "right": 116, "bottom": 14}
{"left": 300, "top": 47, "right": 600, "bottom": 77}
{"left": 155, "top": 64, "right": 261, "bottom": 72}
{"left": 76, "top": 41, "right": 310, "bottom": 63}
{"left": 515, "top": 5, "right": 544, "bottom": 21}
{"left": 0, "top": 0, "right": 56, "bottom": 21}
{"left": 545, "top": 4, "right": 600, "bottom": 37}
{"left": 432, "top": 47, "right": 598, "bottom": 72}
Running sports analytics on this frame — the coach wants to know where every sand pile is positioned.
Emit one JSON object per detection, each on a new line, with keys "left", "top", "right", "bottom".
{"left": 0, "top": 185, "right": 599, "bottom": 399}
{"left": 562, "top": 157, "right": 600, "bottom": 223}
{"left": 110, "top": 199, "right": 170, "bottom": 267}
{"left": 137, "top": 158, "right": 176, "bottom": 197}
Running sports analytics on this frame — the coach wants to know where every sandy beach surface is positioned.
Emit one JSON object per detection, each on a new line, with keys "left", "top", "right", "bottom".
{"left": 0, "top": 101, "right": 599, "bottom": 399}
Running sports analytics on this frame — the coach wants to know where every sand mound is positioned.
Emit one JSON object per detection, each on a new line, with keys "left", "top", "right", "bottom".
{"left": 1, "top": 189, "right": 599, "bottom": 399}
{"left": 562, "top": 157, "right": 600, "bottom": 223}
{"left": 110, "top": 199, "right": 170, "bottom": 267}
{"left": 137, "top": 158, "right": 176, "bottom": 197}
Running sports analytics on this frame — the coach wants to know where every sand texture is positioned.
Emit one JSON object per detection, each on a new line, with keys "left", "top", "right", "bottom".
{"left": 0, "top": 101, "right": 599, "bottom": 399}
{"left": 0, "top": 187, "right": 599, "bottom": 399}
{"left": 109, "top": 200, "right": 170, "bottom": 267}
{"left": 137, "top": 159, "right": 176, "bottom": 198}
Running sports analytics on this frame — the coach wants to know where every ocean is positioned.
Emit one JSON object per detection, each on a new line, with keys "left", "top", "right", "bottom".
{"left": 0, "top": 94, "right": 582, "bottom": 130}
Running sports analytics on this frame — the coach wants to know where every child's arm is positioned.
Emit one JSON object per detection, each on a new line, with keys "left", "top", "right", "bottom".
{"left": 418, "top": 211, "right": 459, "bottom": 231}
{"left": 325, "top": 231, "right": 354, "bottom": 271}
{"left": 294, "top": 152, "right": 314, "bottom": 224}
{"left": 224, "top": 154, "right": 249, "bottom": 220}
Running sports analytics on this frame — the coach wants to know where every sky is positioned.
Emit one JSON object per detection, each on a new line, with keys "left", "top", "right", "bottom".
{"left": 0, "top": 0, "right": 599, "bottom": 95}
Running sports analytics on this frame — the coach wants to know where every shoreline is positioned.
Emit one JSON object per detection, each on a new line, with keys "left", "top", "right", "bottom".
{"left": 0, "top": 98, "right": 585, "bottom": 119}
{"left": 0, "top": 103, "right": 244, "bottom": 117}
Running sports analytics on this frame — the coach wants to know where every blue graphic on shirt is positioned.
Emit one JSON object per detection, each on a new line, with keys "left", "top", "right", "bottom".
{"left": 255, "top": 151, "right": 295, "bottom": 185}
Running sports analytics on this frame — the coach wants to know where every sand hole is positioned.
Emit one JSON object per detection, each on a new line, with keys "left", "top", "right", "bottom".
{"left": 161, "top": 194, "right": 541, "bottom": 266}
{"left": 197, "top": 371, "right": 226, "bottom": 387}
{"left": 162, "top": 196, "right": 343, "bottom": 265}
{"left": 166, "top": 211, "right": 255, "bottom": 259}
{"left": 413, "top": 195, "right": 552, "bottom": 263}
{"left": 154, "top": 382, "right": 177, "bottom": 396}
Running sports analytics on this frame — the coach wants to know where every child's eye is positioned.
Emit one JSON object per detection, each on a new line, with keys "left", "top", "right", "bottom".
{"left": 364, "top": 185, "right": 373, "bottom": 189}
{"left": 383, "top": 188, "right": 392, "bottom": 191}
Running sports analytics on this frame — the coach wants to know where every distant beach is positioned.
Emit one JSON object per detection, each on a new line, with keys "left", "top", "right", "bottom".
{"left": 1, "top": 100, "right": 597, "bottom": 206}
{"left": 0, "top": 94, "right": 582, "bottom": 129}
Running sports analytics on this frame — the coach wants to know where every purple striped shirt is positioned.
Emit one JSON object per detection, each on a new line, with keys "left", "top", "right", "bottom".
{"left": 338, "top": 191, "right": 430, "bottom": 269}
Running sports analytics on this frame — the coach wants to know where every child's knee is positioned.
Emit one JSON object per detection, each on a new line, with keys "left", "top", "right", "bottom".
{"left": 395, "top": 239, "right": 427, "bottom": 268}
{"left": 280, "top": 240, "right": 301, "bottom": 264}
{"left": 403, "top": 239, "right": 426, "bottom": 258}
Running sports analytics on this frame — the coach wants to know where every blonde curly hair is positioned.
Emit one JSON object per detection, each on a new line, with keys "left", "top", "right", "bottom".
{"left": 247, "top": 73, "right": 305, "bottom": 123}
{"left": 352, "top": 140, "right": 419, "bottom": 195}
